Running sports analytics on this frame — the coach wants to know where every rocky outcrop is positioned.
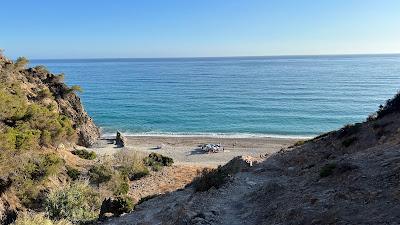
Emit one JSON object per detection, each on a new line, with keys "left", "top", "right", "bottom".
{"left": 0, "top": 56, "right": 100, "bottom": 147}
{"left": 115, "top": 131, "right": 126, "bottom": 147}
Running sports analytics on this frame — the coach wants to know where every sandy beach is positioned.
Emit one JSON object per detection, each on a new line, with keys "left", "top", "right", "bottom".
{"left": 90, "top": 135, "right": 302, "bottom": 167}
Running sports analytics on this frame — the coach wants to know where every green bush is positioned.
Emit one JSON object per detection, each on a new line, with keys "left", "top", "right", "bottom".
{"left": 14, "top": 57, "right": 29, "bottom": 70}
{"left": 192, "top": 166, "right": 230, "bottom": 192}
{"left": 13, "top": 212, "right": 72, "bottom": 225}
{"left": 45, "top": 181, "right": 101, "bottom": 224}
{"left": 0, "top": 85, "right": 27, "bottom": 121}
{"left": 115, "top": 180, "right": 130, "bottom": 196}
{"left": 320, "top": 163, "right": 337, "bottom": 177}
{"left": 66, "top": 166, "right": 81, "bottom": 181}
{"left": 37, "top": 88, "right": 53, "bottom": 100}
{"left": 114, "top": 150, "right": 149, "bottom": 180}
{"left": 23, "top": 153, "right": 64, "bottom": 181}
{"left": 108, "top": 174, "right": 130, "bottom": 196}
{"left": 131, "top": 169, "right": 149, "bottom": 180}
{"left": 89, "top": 164, "right": 113, "bottom": 185}
{"left": 63, "top": 85, "right": 83, "bottom": 96}
{"left": 144, "top": 153, "right": 173, "bottom": 171}
{"left": 99, "top": 196, "right": 134, "bottom": 219}
{"left": 70, "top": 85, "right": 83, "bottom": 93}
{"left": 34, "top": 65, "right": 50, "bottom": 74}
{"left": 14, "top": 153, "right": 64, "bottom": 206}
{"left": 71, "top": 149, "right": 96, "bottom": 160}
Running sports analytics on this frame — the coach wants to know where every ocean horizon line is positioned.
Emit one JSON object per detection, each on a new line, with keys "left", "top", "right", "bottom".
{"left": 29, "top": 52, "right": 400, "bottom": 62}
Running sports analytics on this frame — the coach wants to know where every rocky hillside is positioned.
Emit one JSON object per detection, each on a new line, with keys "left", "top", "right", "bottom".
{"left": 102, "top": 92, "right": 400, "bottom": 224}
{"left": 0, "top": 52, "right": 100, "bottom": 224}
{"left": 0, "top": 54, "right": 99, "bottom": 147}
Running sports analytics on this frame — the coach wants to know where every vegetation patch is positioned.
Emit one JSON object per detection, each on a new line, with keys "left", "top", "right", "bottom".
{"left": 114, "top": 150, "right": 149, "bottom": 180}
{"left": 292, "top": 140, "right": 307, "bottom": 147}
{"left": 71, "top": 149, "right": 96, "bottom": 160}
{"left": 338, "top": 123, "right": 361, "bottom": 139}
{"left": 13, "top": 212, "right": 72, "bottom": 225}
{"left": 22, "top": 153, "right": 64, "bottom": 181}
{"left": 89, "top": 164, "right": 113, "bottom": 185}
{"left": 99, "top": 196, "right": 134, "bottom": 219}
{"left": 192, "top": 162, "right": 241, "bottom": 192}
{"left": 319, "top": 163, "right": 337, "bottom": 178}
{"left": 66, "top": 166, "right": 81, "bottom": 181}
{"left": 45, "top": 181, "right": 101, "bottom": 224}
{"left": 342, "top": 136, "right": 357, "bottom": 147}
{"left": 107, "top": 173, "right": 130, "bottom": 196}
{"left": 143, "top": 153, "right": 173, "bottom": 171}
{"left": 376, "top": 91, "right": 400, "bottom": 118}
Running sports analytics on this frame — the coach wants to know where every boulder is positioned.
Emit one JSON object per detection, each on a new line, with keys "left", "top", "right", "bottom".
{"left": 115, "top": 131, "right": 126, "bottom": 147}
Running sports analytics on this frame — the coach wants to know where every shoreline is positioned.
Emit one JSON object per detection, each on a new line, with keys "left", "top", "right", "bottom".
{"left": 100, "top": 132, "right": 315, "bottom": 140}
{"left": 91, "top": 135, "right": 304, "bottom": 167}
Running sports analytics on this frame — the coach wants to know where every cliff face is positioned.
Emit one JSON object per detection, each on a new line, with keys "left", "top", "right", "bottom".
{"left": 24, "top": 67, "right": 100, "bottom": 147}
{"left": 0, "top": 55, "right": 100, "bottom": 147}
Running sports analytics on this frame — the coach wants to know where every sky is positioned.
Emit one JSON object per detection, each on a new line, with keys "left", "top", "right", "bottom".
{"left": 1, "top": 0, "right": 400, "bottom": 59}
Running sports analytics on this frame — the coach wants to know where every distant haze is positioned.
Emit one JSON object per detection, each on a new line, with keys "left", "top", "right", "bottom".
{"left": 2, "top": 0, "right": 400, "bottom": 59}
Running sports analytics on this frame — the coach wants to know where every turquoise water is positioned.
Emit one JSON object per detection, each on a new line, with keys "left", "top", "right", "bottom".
{"left": 31, "top": 55, "right": 400, "bottom": 138}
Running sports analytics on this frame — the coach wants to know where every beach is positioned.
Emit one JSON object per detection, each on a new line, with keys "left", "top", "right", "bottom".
{"left": 90, "top": 135, "right": 302, "bottom": 167}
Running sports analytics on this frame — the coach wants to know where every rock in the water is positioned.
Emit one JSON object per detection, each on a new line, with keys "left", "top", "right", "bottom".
{"left": 116, "top": 131, "right": 126, "bottom": 147}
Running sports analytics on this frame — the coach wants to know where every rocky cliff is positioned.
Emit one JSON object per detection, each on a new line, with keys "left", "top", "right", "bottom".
{"left": 0, "top": 54, "right": 99, "bottom": 147}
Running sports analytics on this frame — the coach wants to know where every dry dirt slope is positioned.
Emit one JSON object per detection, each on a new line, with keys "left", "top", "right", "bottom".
{"left": 102, "top": 95, "right": 400, "bottom": 225}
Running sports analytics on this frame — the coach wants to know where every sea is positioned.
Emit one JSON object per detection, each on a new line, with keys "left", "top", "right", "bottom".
{"left": 30, "top": 54, "right": 400, "bottom": 138}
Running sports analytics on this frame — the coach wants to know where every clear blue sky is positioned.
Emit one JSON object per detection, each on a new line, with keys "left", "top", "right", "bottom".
{"left": 1, "top": 0, "right": 400, "bottom": 59}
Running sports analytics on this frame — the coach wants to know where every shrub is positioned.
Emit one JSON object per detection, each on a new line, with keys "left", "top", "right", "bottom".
{"left": 192, "top": 166, "right": 230, "bottom": 192}
{"left": 66, "top": 166, "right": 81, "bottom": 181}
{"left": 45, "top": 181, "right": 101, "bottom": 224}
{"left": 14, "top": 153, "right": 64, "bottom": 206}
{"left": 342, "top": 136, "right": 357, "bottom": 147}
{"left": 99, "top": 196, "right": 134, "bottom": 219}
{"left": 319, "top": 163, "right": 337, "bottom": 177}
{"left": 89, "top": 164, "right": 113, "bottom": 185}
{"left": 69, "top": 85, "right": 83, "bottom": 93}
{"left": 34, "top": 65, "right": 50, "bottom": 74}
{"left": 37, "top": 88, "right": 53, "bottom": 100}
{"left": 377, "top": 91, "right": 400, "bottom": 118}
{"left": 129, "top": 168, "right": 149, "bottom": 180}
{"left": 13, "top": 212, "right": 72, "bottom": 225}
{"left": 144, "top": 153, "right": 173, "bottom": 171}
{"left": 23, "top": 153, "right": 64, "bottom": 181}
{"left": 114, "top": 150, "right": 149, "bottom": 180}
{"left": 71, "top": 149, "right": 96, "bottom": 160}
{"left": 14, "top": 57, "right": 29, "bottom": 70}
{"left": 107, "top": 173, "right": 130, "bottom": 196}
{"left": 53, "top": 74, "right": 64, "bottom": 83}
{"left": 0, "top": 85, "right": 27, "bottom": 121}
{"left": 63, "top": 85, "right": 83, "bottom": 96}
{"left": 338, "top": 123, "right": 361, "bottom": 139}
